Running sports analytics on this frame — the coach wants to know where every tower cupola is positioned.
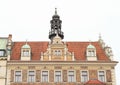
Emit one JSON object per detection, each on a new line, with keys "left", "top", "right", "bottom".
{"left": 49, "top": 8, "right": 64, "bottom": 40}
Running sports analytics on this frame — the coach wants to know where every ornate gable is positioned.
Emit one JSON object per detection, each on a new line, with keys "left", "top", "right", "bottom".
{"left": 41, "top": 35, "right": 74, "bottom": 61}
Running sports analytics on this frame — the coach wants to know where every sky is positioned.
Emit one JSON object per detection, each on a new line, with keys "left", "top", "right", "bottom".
{"left": 0, "top": 0, "right": 120, "bottom": 84}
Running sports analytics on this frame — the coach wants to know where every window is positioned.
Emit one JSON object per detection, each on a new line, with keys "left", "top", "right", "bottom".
{"left": 55, "top": 71, "right": 62, "bottom": 82}
{"left": 42, "top": 71, "right": 48, "bottom": 82}
{"left": 68, "top": 71, "right": 75, "bottom": 82}
{"left": 54, "top": 50, "right": 61, "bottom": 56}
{"left": 22, "top": 50, "right": 29, "bottom": 57}
{"left": 21, "top": 44, "right": 31, "bottom": 57}
{"left": 0, "top": 50, "right": 5, "bottom": 56}
{"left": 81, "top": 71, "right": 88, "bottom": 82}
{"left": 86, "top": 44, "right": 96, "bottom": 57}
{"left": 88, "top": 50, "right": 95, "bottom": 56}
{"left": 15, "top": 71, "right": 22, "bottom": 82}
{"left": 28, "top": 71, "right": 35, "bottom": 82}
{"left": 98, "top": 71, "right": 105, "bottom": 82}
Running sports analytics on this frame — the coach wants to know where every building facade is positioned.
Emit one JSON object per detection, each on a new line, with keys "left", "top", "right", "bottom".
{"left": 0, "top": 9, "right": 118, "bottom": 85}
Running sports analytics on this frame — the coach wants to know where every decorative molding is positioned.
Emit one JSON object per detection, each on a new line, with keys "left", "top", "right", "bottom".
{"left": 54, "top": 66, "right": 62, "bottom": 69}
{"left": 28, "top": 66, "right": 35, "bottom": 69}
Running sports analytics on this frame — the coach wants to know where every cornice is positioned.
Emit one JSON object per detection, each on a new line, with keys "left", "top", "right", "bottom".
{"left": 7, "top": 60, "right": 118, "bottom": 66}
{"left": 0, "top": 57, "right": 7, "bottom": 60}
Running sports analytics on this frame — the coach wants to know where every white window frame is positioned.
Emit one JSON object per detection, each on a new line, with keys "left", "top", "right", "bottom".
{"left": 41, "top": 70, "right": 49, "bottom": 82}
{"left": 98, "top": 70, "right": 106, "bottom": 82}
{"left": 22, "top": 49, "right": 30, "bottom": 57}
{"left": 81, "top": 70, "right": 89, "bottom": 82}
{"left": 0, "top": 50, "right": 5, "bottom": 56}
{"left": 87, "top": 49, "right": 96, "bottom": 57}
{"left": 68, "top": 70, "right": 76, "bottom": 82}
{"left": 54, "top": 70, "right": 62, "bottom": 82}
{"left": 14, "top": 70, "right": 22, "bottom": 82}
{"left": 27, "top": 70, "right": 36, "bottom": 83}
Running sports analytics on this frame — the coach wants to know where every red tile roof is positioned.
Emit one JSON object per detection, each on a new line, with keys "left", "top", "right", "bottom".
{"left": 10, "top": 41, "right": 110, "bottom": 60}
{"left": 84, "top": 79, "right": 105, "bottom": 85}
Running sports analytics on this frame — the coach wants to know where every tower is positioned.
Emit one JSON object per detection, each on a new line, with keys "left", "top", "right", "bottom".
{"left": 49, "top": 8, "right": 64, "bottom": 40}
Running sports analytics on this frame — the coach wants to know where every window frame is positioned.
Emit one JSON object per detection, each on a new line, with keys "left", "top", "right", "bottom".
{"left": 98, "top": 70, "right": 106, "bottom": 82}
{"left": 87, "top": 48, "right": 96, "bottom": 57}
{"left": 81, "top": 70, "right": 89, "bottom": 82}
{"left": 14, "top": 70, "right": 22, "bottom": 82}
{"left": 54, "top": 70, "right": 62, "bottom": 82}
{"left": 54, "top": 50, "right": 62, "bottom": 56}
{"left": 68, "top": 70, "right": 76, "bottom": 82}
{"left": 41, "top": 70, "right": 49, "bottom": 82}
{"left": 21, "top": 49, "right": 30, "bottom": 57}
{"left": 27, "top": 70, "right": 36, "bottom": 83}
{"left": 0, "top": 50, "right": 5, "bottom": 56}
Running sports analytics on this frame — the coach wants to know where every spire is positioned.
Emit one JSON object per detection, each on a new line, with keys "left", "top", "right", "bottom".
{"left": 98, "top": 33, "right": 103, "bottom": 43}
{"left": 99, "top": 33, "right": 102, "bottom": 40}
{"left": 25, "top": 39, "right": 28, "bottom": 45}
{"left": 98, "top": 33, "right": 105, "bottom": 48}
{"left": 55, "top": 8, "right": 57, "bottom": 15}
{"left": 89, "top": 40, "right": 92, "bottom": 45}
{"left": 49, "top": 9, "right": 64, "bottom": 40}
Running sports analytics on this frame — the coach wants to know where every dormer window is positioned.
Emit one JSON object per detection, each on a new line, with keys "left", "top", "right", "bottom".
{"left": 22, "top": 49, "right": 30, "bottom": 57}
{"left": 88, "top": 50, "right": 95, "bottom": 56}
{"left": 0, "top": 50, "right": 6, "bottom": 56}
{"left": 21, "top": 43, "right": 31, "bottom": 60}
{"left": 86, "top": 44, "right": 97, "bottom": 61}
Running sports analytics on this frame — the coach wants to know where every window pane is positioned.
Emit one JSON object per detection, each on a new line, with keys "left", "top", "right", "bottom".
{"left": 88, "top": 50, "right": 95, "bottom": 56}
{"left": 0, "top": 51, "right": 4, "bottom": 56}
{"left": 42, "top": 71, "right": 48, "bottom": 82}
{"left": 98, "top": 71, "right": 105, "bottom": 82}
{"left": 54, "top": 50, "right": 61, "bottom": 56}
{"left": 81, "top": 71, "right": 88, "bottom": 82}
{"left": 23, "top": 50, "right": 29, "bottom": 56}
{"left": 68, "top": 71, "right": 75, "bottom": 82}
{"left": 28, "top": 71, "right": 35, "bottom": 82}
{"left": 15, "top": 71, "right": 22, "bottom": 82}
{"left": 55, "top": 71, "right": 61, "bottom": 82}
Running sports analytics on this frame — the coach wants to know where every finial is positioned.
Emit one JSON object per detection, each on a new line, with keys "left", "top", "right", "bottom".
{"left": 55, "top": 8, "right": 57, "bottom": 15}
{"left": 25, "top": 39, "right": 28, "bottom": 45}
{"left": 89, "top": 40, "right": 92, "bottom": 45}
{"left": 99, "top": 33, "right": 102, "bottom": 40}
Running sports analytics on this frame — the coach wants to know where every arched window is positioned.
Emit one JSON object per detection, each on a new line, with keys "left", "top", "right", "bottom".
{"left": 21, "top": 43, "right": 31, "bottom": 60}
{"left": 86, "top": 44, "right": 96, "bottom": 57}
{"left": 22, "top": 49, "right": 30, "bottom": 57}
{"left": 86, "top": 44, "right": 97, "bottom": 61}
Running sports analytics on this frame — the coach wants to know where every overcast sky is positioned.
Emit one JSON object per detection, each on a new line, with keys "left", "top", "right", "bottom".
{"left": 0, "top": 0, "right": 120, "bottom": 85}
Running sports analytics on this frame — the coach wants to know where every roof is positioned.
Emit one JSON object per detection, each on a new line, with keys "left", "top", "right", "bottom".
{"left": 10, "top": 41, "right": 110, "bottom": 60}
{"left": 87, "top": 44, "right": 96, "bottom": 49}
{"left": 84, "top": 79, "right": 105, "bottom": 85}
{"left": 22, "top": 44, "right": 31, "bottom": 49}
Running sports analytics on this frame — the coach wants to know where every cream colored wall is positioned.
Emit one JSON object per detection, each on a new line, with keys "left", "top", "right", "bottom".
{"left": 6, "top": 69, "right": 10, "bottom": 85}
{"left": 21, "top": 56, "right": 31, "bottom": 60}
{"left": 7, "top": 62, "right": 117, "bottom": 85}
{"left": 87, "top": 56, "right": 97, "bottom": 61}
{"left": 0, "top": 60, "right": 7, "bottom": 85}
{"left": 0, "top": 79, "right": 5, "bottom": 85}
{"left": 111, "top": 69, "right": 116, "bottom": 85}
